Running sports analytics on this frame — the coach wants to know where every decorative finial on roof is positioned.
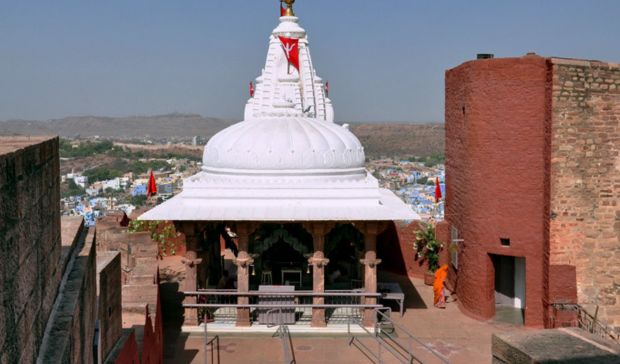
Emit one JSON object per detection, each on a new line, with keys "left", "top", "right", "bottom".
{"left": 283, "top": 0, "right": 295, "bottom": 17}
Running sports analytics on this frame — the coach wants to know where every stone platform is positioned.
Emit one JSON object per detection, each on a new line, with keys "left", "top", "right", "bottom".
{"left": 492, "top": 327, "right": 620, "bottom": 363}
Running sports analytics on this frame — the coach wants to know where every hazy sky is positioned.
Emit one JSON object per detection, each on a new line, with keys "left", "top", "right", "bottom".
{"left": 2, "top": 0, "right": 620, "bottom": 122}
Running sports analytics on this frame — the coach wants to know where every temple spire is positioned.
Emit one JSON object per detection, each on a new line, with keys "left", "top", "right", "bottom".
{"left": 283, "top": 0, "right": 295, "bottom": 17}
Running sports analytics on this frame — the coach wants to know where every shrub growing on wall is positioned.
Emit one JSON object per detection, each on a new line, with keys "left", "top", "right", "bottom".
{"left": 414, "top": 222, "right": 443, "bottom": 273}
{"left": 129, "top": 220, "right": 183, "bottom": 257}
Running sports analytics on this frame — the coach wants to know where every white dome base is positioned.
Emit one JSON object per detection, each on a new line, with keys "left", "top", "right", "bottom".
{"left": 203, "top": 118, "right": 365, "bottom": 173}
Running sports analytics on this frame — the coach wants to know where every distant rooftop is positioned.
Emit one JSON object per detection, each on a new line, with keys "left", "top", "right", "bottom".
{"left": 0, "top": 135, "right": 56, "bottom": 155}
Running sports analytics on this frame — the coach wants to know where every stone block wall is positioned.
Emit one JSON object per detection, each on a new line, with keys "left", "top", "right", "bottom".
{"left": 549, "top": 58, "right": 620, "bottom": 328}
{"left": 0, "top": 136, "right": 63, "bottom": 364}
{"left": 97, "top": 223, "right": 154, "bottom": 282}
{"left": 97, "top": 251, "right": 123, "bottom": 363}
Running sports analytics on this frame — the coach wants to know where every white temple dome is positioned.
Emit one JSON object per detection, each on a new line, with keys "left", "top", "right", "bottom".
{"left": 139, "top": 3, "right": 419, "bottom": 222}
{"left": 202, "top": 118, "right": 366, "bottom": 174}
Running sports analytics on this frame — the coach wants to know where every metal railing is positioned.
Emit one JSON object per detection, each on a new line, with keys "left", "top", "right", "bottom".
{"left": 267, "top": 308, "right": 297, "bottom": 364}
{"left": 203, "top": 314, "right": 220, "bottom": 364}
{"left": 188, "top": 290, "right": 451, "bottom": 363}
{"left": 348, "top": 308, "right": 450, "bottom": 364}
{"left": 185, "top": 289, "right": 382, "bottom": 325}
{"left": 550, "top": 303, "right": 620, "bottom": 344}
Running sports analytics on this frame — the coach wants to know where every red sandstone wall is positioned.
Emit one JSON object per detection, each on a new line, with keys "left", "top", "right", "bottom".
{"left": 141, "top": 276, "right": 163, "bottom": 364}
{"left": 380, "top": 221, "right": 450, "bottom": 279}
{"left": 549, "top": 58, "right": 620, "bottom": 327}
{"left": 445, "top": 55, "right": 550, "bottom": 327}
{"left": 111, "top": 331, "right": 140, "bottom": 364}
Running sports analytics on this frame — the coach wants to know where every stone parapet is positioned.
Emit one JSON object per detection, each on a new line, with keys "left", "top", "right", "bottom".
{"left": 0, "top": 136, "right": 62, "bottom": 364}
{"left": 37, "top": 226, "right": 97, "bottom": 364}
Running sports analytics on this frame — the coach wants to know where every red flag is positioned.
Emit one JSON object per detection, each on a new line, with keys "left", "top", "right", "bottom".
{"left": 249, "top": 81, "right": 254, "bottom": 97}
{"left": 325, "top": 81, "right": 329, "bottom": 97}
{"left": 147, "top": 170, "right": 157, "bottom": 198}
{"left": 278, "top": 36, "right": 300, "bottom": 71}
{"left": 434, "top": 177, "right": 442, "bottom": 203}
{"left": 280, "top": 0, "right": 286, "bottom": 16}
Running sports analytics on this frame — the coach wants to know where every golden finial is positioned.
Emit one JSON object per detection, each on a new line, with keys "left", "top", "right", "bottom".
{"left": 284, "top": 0, "right": 295, "bottom": 17}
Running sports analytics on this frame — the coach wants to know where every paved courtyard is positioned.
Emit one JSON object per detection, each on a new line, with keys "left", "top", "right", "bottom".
{"left": 160, "top": 258, "right": 524, "bottom": 363}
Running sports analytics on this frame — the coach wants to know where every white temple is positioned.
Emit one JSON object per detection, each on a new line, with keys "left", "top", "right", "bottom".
{"left": 140, "top": 5, "right": 418, "bottom": 223}
{"left": 139, "top": 0, "right": 419, "bottom": 329}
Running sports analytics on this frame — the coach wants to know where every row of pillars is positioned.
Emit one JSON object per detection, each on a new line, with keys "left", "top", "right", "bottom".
{"left": 177, "top": 221, "right": 385, "bottom": 328}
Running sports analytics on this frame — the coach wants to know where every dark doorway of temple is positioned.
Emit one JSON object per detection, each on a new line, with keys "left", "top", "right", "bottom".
{"left": 325, "top": 224, "right": 364, "bottom": 290}
{"left": 491, "top": 254, "right": 525, "bottom": 325}
{"left": 259, "top": 240, "right": 307, "bottom": 286}
{"left": 250, "top": 224, "right": 313, "bottom": 289}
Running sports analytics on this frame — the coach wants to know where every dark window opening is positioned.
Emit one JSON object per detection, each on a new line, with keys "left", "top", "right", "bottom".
{"left": 500, "top": 238, "right": 510, "bottom": 247}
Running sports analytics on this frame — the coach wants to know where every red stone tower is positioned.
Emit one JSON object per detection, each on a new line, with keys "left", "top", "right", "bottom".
{"left": 445, "top": 54, "right": 620, "bottom": 328}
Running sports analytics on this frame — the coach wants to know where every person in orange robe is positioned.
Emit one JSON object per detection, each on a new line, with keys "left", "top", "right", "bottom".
{"left": 433, "top": 264, "right": 449, "bottom": 308}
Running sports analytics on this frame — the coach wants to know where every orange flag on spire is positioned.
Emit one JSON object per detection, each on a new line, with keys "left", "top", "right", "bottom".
{"left": 280, "top": 0, "right": 286, "bottom": 16}
{"left": 147, "top": 170, "right": 157, "bottom": 198}
{"left": 279, "top": 36, "right": 300, "bottom": 71}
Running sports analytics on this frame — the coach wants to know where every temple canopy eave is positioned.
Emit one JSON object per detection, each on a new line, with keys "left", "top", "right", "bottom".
{"left": 138, "top": 188, "right": 419, "bottom": 222}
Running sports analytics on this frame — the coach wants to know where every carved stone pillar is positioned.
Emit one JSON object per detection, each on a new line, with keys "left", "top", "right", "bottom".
{"left": 233, "top": 223, "right": 255, "bottom": 327}
{"left": 305, "top": 223, "right": 333, "bottom": 327}
{"left": 360, "top": 222, "right": 382, "bottom": 327}
{"left": 177, "top": 222, "right": 202, "bottom": 326}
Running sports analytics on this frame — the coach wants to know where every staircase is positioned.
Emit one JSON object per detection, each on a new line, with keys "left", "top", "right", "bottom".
{"left": 348, "top": 308, "right": 451, "bottom": 364}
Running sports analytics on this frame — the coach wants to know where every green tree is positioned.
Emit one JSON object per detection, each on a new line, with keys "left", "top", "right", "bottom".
{"left": 131, "top": 195, "right": 147, "bottom": 207}
{"left": 59, "top": 139, "right": 114, "bottom": 158}
{"left": 83, "top": 167, "right": 122, "bottom": 182}
{"left": 62, "top": 179, "right": 85, "bottom": 198}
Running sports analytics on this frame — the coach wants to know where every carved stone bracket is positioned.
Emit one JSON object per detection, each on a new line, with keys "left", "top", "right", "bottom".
{"left": 181, "top": 258, "right": 203, "bottom": 268}
{"left": 308, "top": 257, "right": 330, "bottom": 268}
{"left": 360, "top": 258, "right": 382, "bottom": 268}
{"left": 356, "top": 221, "right": 389, "bottom": 236}
{"left": 303, "top": 222, "right": 336, "bottom": 237}
{"left": 233, "top": 256, "right": 255, "bottom": 268}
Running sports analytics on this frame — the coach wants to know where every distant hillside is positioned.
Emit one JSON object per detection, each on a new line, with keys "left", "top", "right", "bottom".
{"left": 0, "top": 115, "right": 444, "bottom": 157}
{"left": 0, "top": 114, "right": 236, "bottom": 140}
{"left": 350, "top": 123, "right": 444, "bottom": 158}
